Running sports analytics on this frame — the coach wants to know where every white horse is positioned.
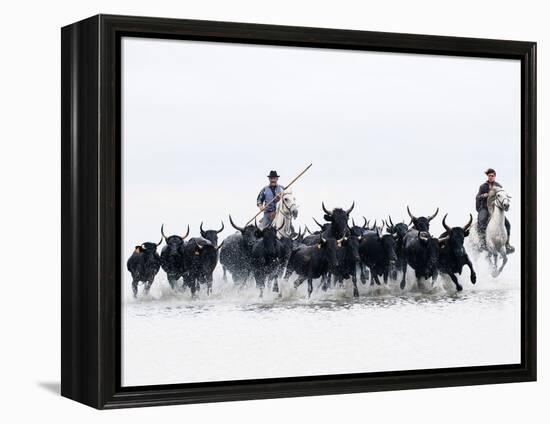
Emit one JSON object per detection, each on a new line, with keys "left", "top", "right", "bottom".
{"left": 485, "top": 187, "right": 512, "bottom": 277}
{"left": 271, "top": 189, "right": 299, "bottom": 238}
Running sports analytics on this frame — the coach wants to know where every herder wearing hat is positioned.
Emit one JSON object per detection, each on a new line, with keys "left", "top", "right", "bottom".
{"left": 256, "top": 170, "right": 285, "bottom": 229}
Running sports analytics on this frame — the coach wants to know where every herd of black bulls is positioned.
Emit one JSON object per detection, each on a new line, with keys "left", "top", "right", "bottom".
{"left": 127, "top": 202, "right": 477, "bottom": 299}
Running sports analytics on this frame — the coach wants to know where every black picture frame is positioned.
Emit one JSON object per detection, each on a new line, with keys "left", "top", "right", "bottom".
{"left": 61, "top": 14, "right": 537, "bottom": 409}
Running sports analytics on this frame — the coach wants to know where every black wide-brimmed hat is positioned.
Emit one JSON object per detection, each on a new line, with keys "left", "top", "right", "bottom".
{"left": 267, "top": 170, "right": 280, "bottom": 178}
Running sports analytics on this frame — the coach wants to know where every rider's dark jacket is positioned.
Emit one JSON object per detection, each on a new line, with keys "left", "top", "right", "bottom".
{"left": 476, "top": 181, "right": 502, "bottom": 212}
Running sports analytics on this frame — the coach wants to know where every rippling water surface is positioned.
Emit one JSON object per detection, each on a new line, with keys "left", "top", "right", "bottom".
{"left": 122, "top": 260, "right": 520, "bottom": 386}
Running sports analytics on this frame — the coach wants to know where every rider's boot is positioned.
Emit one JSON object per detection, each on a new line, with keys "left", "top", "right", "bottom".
{"left": 506, "top": 237, "right": 515, "bottom": 254}
{"left": 479, "top": 233, "right": 487, "bottom": 251}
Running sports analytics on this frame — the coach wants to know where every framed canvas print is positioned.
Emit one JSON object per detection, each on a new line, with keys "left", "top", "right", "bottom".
{"left": 61, "top": 14, "right": 537, "bottom": 409}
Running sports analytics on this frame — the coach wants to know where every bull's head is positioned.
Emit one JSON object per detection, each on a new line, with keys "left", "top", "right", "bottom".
{"left": 200, "top": 221, "right": 224, "bottom": 246}
{"left": 229, "top": 215, "right": 257, "bottom": 251}
{"left": 140, "top": 237, "right": 163, "bottom": 253}
{"left": 322, "top": 201, "right": 354, "bottom": 237}
{"left": 317, "top": 236, "right": 343, "bottom": 268}
{"left": 349, "top": 217, "right": 369, "bottom": 239}
{"left": 161, "top": 224, "right": 190, "bottom": 245}
{"left": 439, "top": 214, "right": 473, "bottom": 257}
{"left": 378, "top": 233, "right": 398, "bottom": 263}
{"left": 407, "top": 206, "right": 439, "bottom": 232}
{"left": 386, "top": 216, "right": 408, "bottom": 240}
{"left": 341, "top": 234, "right": 361, "bottom": 262}
{"left": 254, "top": 220, "right": 284, "bottom": 260}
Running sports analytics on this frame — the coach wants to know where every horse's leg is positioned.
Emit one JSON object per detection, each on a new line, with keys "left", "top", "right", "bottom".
{"left": 492, "top": 252, "right": 499, "bottom": 277}
{"left": 222, "top": 266, "right": 227, "bottom": 282}
{"left": 497, "top": 250, "right": 508, "bottom": 276}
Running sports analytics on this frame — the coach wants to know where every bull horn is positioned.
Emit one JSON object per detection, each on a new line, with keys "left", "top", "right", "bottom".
{"left": 200, "top": 221, "right": 206, "bottom": 237}
{"left": 463, "top": 213, "right": 473, "bottom": 232}
{"left": 156, "top": 236, "right": 163, "bottom": 246}
{"left": 304, "top": 225, "right": 312, "bottom": 235}
{"left": 337, "top": 235, "right": 346, "bottom": 244}
{"left": 229, "top": 214, "right": 245, "bottom": 232}
{"left": 407, "top": 206, "right": 417, "bottom": 221}
{"left": 346, "top": 201, "right": 355, "bottom": 215}
{"left": 370, "top": 219, "right": 377, "bottom": 231}
{"left": 216, "top": 241, "right": 224, "bottom": 251}
{"left": 362, "top": 216, "right": 368, "bottom": 229}
{"left": 442, "top": 213, "right": 452, "bottom": 234}
{"left": 428, "top": 207, "right": 439, "bottom": 222}
{"left": 312, "top": 217, "right": 324, "bottom": 229}
{"left": 161, "top": 223, "right": 168, "bottom": 241}
{"left": 182, "top": 225, "right": 190, "bottom": 240}
{"left": 321, "top": 235, "right": 327, "bottom": 243}
{"left": 388, "top": 215, "right": 395, "bottom": 228}
{"left": 352, "top": 218, "right": 356, "bottom": 227}
{"left": 217, "top": 221, "right": 225, "bottom": 234}
{"left": 322, "top": 202, "right": 332, "bottom": 216}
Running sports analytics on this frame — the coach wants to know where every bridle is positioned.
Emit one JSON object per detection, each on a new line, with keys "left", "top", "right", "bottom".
{"left": 493, "top": 189, "right": 510, "bottom": 211}
{"left": 274, "top": 192, "right": 297, "bottom": 236}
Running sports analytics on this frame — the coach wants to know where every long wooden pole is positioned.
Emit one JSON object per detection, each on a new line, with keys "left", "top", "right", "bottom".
{"left": 246, "top": 163, "right": 313, "bottom": 225}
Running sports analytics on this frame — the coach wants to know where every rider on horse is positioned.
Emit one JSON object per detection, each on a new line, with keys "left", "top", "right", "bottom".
{"left": 257, "top": 170, "right": 285, "bottom": 229}
{"left": 476, "top": 168, "right": 514, "bottom": 253}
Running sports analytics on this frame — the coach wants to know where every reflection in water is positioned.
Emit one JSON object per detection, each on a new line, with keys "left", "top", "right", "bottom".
{"left": 122, "top": 269, "right": 520, "bottom": 387}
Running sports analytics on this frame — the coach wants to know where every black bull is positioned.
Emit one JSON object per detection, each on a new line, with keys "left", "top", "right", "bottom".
{"left": 219, "top": 215, "right": 258, "bottom": 284}
{"left": 159, "top": 224, "right": 190, "bottom": 290}
{"left": 437, "top": 214, "right": 476, "bottom": 291}
{"left": 127, "top": 239, "right": 162, "bottom": 297}
{"left": 182, "top": 237, "right": 222, "bottom": 295}
{"left": 287, "top": 236, "right": 341, "bottom": 298}
{"left": 359, "top": 230, "right": 398, "bottom": 286}
{"left": 251, "top": 221, "right": 285, "bottom": 297}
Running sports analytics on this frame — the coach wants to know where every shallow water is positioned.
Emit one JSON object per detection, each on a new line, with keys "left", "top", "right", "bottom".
{"left": 122, "top": 257, "right": 520, "bottom": 386}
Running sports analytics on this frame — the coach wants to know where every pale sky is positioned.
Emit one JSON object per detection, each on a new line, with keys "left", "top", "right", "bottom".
{"left": 122, "top": 37, "right": 521, "bottom": 259}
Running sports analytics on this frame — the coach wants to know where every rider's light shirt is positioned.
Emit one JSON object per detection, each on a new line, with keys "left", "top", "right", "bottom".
{"left": 257, "top": 185, "right": 285, "bottom": 213}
